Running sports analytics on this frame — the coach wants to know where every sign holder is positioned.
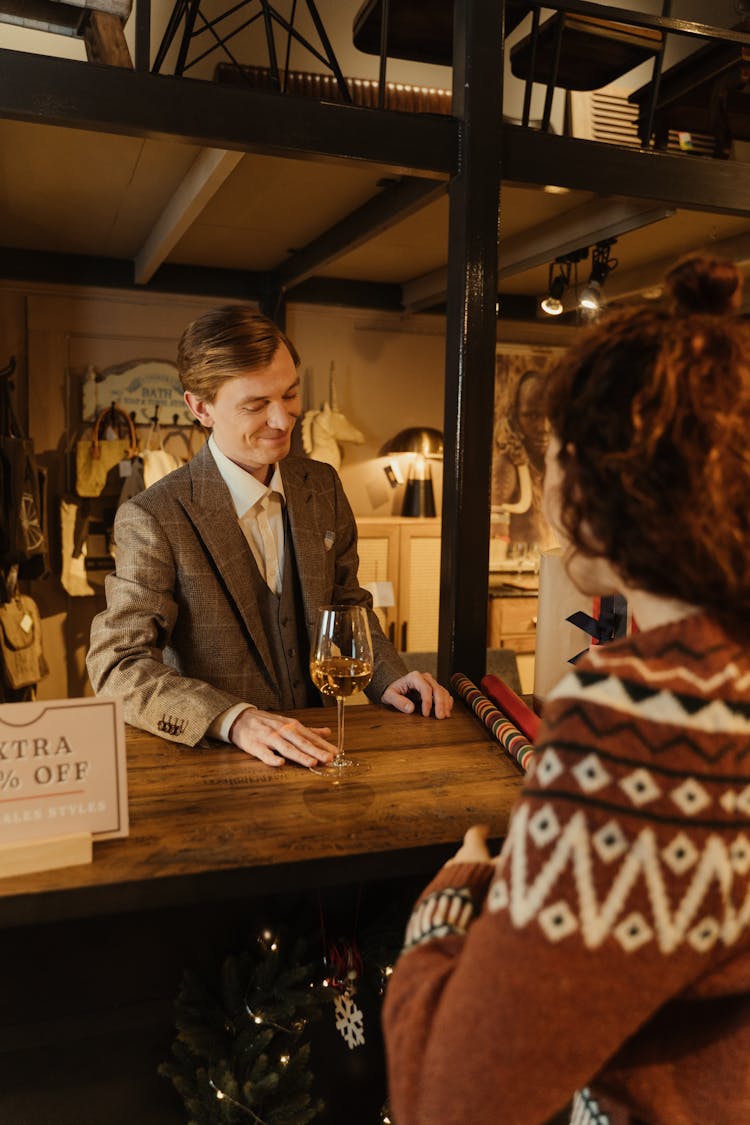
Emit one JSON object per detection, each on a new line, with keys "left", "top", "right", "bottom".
{"left": 0, "top": 832, "right": 92, "bottom": 879}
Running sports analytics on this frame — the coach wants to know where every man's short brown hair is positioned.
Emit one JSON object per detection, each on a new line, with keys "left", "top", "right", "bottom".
{"left": 177, "top": 305, "right": 300, "bottom": 402}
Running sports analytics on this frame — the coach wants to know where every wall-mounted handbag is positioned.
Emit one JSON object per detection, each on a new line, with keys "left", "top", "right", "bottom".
{"left": 0, "top": 593, "right": 48, "bottom": 691}
{"left": 140, "top": 415, "right": 182, "bottom": 489}
{"left": 0, "top": 356, "right": 49, "bottom": 583}
{"left": 76, "top": 404, "right": 138, "bottom": 498}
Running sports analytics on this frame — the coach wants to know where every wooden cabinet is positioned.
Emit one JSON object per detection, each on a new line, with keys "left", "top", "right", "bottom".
{"left": 487, "top": 592, "right": 538, "bottom": 653}
{"left": 356, "top": 518, "right": 441, "bottom": 652}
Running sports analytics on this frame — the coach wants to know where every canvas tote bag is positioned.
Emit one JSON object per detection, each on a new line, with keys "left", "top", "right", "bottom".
{"left": 76, "top": 404, "right": 138, "bottom": 498}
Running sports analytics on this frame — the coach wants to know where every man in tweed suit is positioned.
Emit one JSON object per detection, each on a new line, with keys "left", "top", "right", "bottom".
{"left": 87, "top": 306, "right": 452, "bottom": 767}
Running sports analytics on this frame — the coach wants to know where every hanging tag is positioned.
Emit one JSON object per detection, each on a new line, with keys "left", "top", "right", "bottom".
{"left": 119, "top": 459, "right": 132, "bottom": 478}
{"left": 20, "top": 612, "right": 33, "bottom": 635}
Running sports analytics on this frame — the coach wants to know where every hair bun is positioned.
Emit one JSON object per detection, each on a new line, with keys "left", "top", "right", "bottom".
{"left": 665, "top": 254, "right": 742, "bottom": 316}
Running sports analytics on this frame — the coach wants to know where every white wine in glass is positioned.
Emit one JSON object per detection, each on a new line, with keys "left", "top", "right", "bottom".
{"left": 310, "top": 605, "right": 374, "bottom": 772}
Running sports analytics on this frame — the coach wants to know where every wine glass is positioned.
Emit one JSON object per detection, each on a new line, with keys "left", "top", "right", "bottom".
{"left": 310, "top": 605, "right": 374, "bottom": 774}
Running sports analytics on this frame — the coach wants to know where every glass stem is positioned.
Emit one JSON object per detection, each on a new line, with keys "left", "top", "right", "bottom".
{"left": 336, "top": 695, "right": 345, "bottom": 761}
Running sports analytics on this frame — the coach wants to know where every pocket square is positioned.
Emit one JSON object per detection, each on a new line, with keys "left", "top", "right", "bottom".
{"left": 324, "top": 530, "right": 335, "bottom": 551}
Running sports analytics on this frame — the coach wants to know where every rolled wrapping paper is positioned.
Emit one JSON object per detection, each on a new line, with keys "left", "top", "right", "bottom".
{"left": 450, "top": 673, "right": 535, "bottom": 771}
{"left": 480, "top": 672, "right": 541, "bottom": 742}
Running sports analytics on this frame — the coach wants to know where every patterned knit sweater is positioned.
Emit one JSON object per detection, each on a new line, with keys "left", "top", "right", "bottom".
{"left": 383, "top": 612, "right": 750, "bottom": 1125}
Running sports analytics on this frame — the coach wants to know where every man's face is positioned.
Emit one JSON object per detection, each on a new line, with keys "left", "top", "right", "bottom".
{"left": 186, "top": 345, "right": 300, "bottom": 482}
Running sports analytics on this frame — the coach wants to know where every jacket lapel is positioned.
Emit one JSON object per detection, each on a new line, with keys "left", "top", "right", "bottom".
{"left": 282, "top": 458, "right": 328, "bottom": 634}
{"left": 179, "top": 444, "right": 277, "bottom": 686}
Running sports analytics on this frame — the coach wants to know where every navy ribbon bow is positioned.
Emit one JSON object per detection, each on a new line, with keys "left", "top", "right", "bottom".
{"left": 566, "top": 594, "right": 628, "bottom": 664}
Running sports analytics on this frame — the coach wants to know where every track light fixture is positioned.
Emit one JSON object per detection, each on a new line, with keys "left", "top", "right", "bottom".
{"left": 579, "top": 238, "right": 618, "bottom": 316}
{"left": 540, "top": 263, "right": 566, "bottom": 316}
{"left": 540, "top": 248, "right": 588, "bottom": 318}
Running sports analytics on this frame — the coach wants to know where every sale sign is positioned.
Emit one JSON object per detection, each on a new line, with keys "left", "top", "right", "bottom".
{"left": 0, "top": 697, "right": 128, "bottom": 846}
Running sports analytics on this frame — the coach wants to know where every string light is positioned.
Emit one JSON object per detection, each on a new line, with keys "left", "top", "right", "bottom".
{"left": 208, "top": 1078, "right": 268, "bottom": 1124}
{"left": 245, "top": 1002, "right": 296, "bottom": 1033}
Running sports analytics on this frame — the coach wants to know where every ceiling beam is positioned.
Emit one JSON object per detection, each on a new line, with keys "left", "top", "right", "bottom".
{"left": 0, "top": 247, "right": 405, "bottom": 311}
{"left": 134, "top": 149, "right": 244, "bottom": 285}
{"left": 403, "top": 198, "right": 674, "bottom": 312}
{"left": 0, "top": 247, "right": 275, "bottom": 301}
{"left": 282, "top": 276, "right": 403, "bottom": 310}
{"left": 277, "top": 176, "right": 447, "bottom": 292}
{"left": 502, "top": 125, "right": 750, "bottom": 218}
{"left": 0, "top": 47, "right": 457, "bottom": 178}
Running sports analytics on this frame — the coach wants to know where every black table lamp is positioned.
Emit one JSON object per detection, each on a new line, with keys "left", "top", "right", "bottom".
{"left": 379, "top": 427, "right": 444, "bottom": 517}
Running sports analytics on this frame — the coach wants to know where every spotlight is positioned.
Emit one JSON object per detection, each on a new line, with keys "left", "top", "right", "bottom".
{"left": 539, "top": 250, "right": 587, "bottom": 319}
{"left": 579, "top": 238, "right": 618, "bottom": 316}
{"left": 541, "top": 272, "right": 566, "bottom": 316}
{"left": 579, "top": 279, "right": 603, "bottom": 312}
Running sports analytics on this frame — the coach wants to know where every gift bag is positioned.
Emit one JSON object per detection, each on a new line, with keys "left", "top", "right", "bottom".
{"left": 0, "top": 594, "right": 48, "bottom": 690}
{"left": 534, "top": 548, "right": 631, "bottom": 705}
{"left": 76, "top": 404, "right": 138, "bottom": 498}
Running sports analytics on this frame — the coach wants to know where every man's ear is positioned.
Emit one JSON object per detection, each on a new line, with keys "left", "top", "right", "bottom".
{"left": 184, "top": 391, "right": 213, "bottom": 428}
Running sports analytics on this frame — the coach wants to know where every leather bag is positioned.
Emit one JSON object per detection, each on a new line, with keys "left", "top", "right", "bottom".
{"left": 0, "top": 594, "right": 48, "bottom": 690}
{"left": 0, "top": 357, "right": 48, "bottom": 580}
{"left": 76, "top": 404, "right": 138, "bottom": 498}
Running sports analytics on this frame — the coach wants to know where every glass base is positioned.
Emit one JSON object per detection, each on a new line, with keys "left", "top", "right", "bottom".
{"left": 308, "top": 756, "right": 371, "bottom": 781}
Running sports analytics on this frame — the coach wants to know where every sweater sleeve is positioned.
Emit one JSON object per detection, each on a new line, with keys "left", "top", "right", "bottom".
{"left": 383, "top": 655, "right": 750, "bottom": 1125}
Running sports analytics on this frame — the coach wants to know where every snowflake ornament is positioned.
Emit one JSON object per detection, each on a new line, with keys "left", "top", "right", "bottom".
{"left": 333, "top": 990, "right": 365, "bottom": 1050}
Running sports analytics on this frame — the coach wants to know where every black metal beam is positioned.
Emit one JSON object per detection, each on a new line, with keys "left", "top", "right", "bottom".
{"left": 0, "top": 248, "right": 275, "bottom": 301}
{"left": 0, "top": 247, "right": 406, "bottom": 311}
{"left": 0, "top": 48, "right": 458, "bottom": 178}
{"left": 284, "top": 276, "right": 403, "bottom": 310}
{"left": 429, "top": 293, "right": 539, "bottom": 320}
{"left": 277, "top": 175, "right": 446, "bottom": 291}
{"left": 438, "top": 0, "right": 503, "bottom": 687}
{"left": 503, "top": 125, "right": 750, "bottom": 218}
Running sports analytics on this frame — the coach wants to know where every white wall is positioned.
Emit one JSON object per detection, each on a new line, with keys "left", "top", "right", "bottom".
{"left": 287, "top": 304, "right": 446, "bottom": 517}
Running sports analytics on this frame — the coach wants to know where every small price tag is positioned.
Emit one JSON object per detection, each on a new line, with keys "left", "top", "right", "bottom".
{"left": 19, "top": 613, "right": 33, "bottom": 634}
{"left": 118, "top": 458, "right": 133, "bottom": 478}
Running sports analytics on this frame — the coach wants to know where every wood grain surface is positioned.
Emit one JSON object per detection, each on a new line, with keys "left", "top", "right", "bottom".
{"left": 0, "top": 702, "right": 525, "bottom": 927}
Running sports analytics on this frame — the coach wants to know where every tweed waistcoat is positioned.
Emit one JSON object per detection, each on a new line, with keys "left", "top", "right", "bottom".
{"left": 249, "top": 510, "right": 318, "bottom": 710}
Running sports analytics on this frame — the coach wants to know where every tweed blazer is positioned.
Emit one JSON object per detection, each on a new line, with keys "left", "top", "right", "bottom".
{"left": 86, "top": 445, "right": 406, "bottom": 744}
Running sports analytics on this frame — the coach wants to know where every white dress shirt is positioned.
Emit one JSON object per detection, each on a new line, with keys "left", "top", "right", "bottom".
{"left": 206, "top": 434, "right": 287, "bottom": 741}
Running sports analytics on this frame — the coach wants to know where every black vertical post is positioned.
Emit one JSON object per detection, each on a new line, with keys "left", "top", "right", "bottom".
{"left": 135, "top": 0, "right": 151, "bottom": 72}
{"left": 438, "top": 0, "right": 503, "bottom": 687}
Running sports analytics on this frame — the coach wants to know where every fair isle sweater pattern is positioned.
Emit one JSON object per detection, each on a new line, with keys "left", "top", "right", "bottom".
{"left": 403, "top": 615, "right": 750, "bottom": 958}
{"left": 490, "top": 619, "right": 750, "bottom": 955}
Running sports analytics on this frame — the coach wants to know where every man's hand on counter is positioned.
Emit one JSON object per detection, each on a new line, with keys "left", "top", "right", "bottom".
{"left": 229, "top": 708, "right": 336, "bottom": 768}
{"left": 382, "top": 671, "right": 454, "bottom": 719}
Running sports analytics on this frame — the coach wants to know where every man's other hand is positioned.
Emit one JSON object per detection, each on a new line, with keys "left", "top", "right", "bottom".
{"left": 381, "top": 671, "right": 453, "bottom": 719}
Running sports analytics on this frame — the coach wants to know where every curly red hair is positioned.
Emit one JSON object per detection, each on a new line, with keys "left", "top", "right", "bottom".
{"left": 545, "top": 254, "right": 750, "bottom": 634}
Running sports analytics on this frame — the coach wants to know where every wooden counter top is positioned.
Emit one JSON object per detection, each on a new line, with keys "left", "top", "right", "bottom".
{"left": 0, "top": 702, "right": 524, "bottom": 928}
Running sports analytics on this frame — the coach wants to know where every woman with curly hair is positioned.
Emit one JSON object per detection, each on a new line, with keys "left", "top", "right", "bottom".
{"left": 383, "top": 255, "right": 750, "bottom": 1125}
